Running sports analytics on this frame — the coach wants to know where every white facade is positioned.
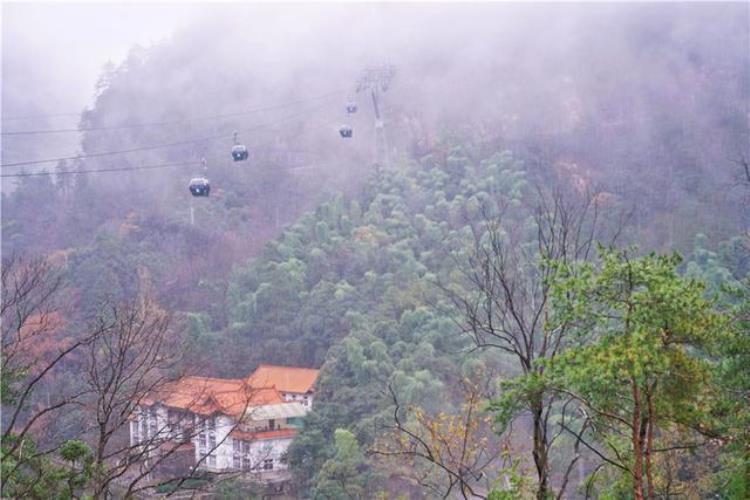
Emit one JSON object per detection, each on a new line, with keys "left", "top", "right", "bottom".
{"left": 281, "top": 391, "right": 314, "bottom": 407}
{"left": 129, "top": 402, "right": 309, "bottom": 473}
{"left": 228, "top": 436, "right": 294, "bottom": 472}
{"left": 192, "top": 413, "right": 235, "bottom": 471}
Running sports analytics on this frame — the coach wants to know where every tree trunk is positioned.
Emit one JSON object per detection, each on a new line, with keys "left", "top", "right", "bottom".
{"left": 632, "top": 381, "right": 644, "bottom": 500}
{"left": 645, "top": 386, "right": 655, "bottom": 500}
{"left": 94, "top": 422, "right": 109, "bottom": 500}
{"left": 531, "top": 394, "right": 550, "bottom": 500}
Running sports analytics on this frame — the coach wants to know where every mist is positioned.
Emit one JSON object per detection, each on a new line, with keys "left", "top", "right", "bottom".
{"left": 1, "top": 3, "right": 749, "bottom": 499}
{"left": 3, "top": 0, "right": 747, "bottom": 301}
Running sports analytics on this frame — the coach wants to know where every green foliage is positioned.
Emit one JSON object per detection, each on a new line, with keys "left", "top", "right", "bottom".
{"left": 685, "top": 233, "right": 749, "bottom": 292}
{"left": 58, "top": 440, "right": 91, "bottom": 464}
{"left": 486, "top": 463, "right": 531, "bottom": 500}
{"left": 233, "top": 151, "right": 528, "bottom": 492}
{"left": 1, "top": 435, "right": 93, "bottom": 500}
{"left": 154, "top": 477, "right": 211, "bottom": 494}
{"left": 213, "top": 478, "right": 265, "bottom": 499}
{"left": 545, "top": 248, "right": 726, "bottom": 497}
{"left": 710, "top": 277, "right": 750, "bottom": 497}
{"left": 310, "top": 429, "right": 370, "bottom": 500}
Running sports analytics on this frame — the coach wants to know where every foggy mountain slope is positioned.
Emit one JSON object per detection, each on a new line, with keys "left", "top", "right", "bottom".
{"left": 1, "top": 1, "right": 746, "bottom": 341}
{"left": 1, "top": 3, "right": 749, "bottom": 499}
{"left": 86, "top": 2, "right": 750, "bottom": 234}
{"left": 2, "top": 2, "right": 746, "bottom": 321}
{"left": 5, "top": 2, "right": 746, "bottom": 255}
{"left": 0, "top": 42, "right": 81, "bottom": 179}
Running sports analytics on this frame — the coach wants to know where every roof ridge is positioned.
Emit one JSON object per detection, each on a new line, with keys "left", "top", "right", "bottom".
{"left": 253, "top": 364, "right": 320, "bottom": 371}
{"left": 182, "top": 376, "right": 245, "bottom": 383}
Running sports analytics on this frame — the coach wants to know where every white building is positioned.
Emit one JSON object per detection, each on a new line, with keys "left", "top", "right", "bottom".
{"left": 130, "top": 365, "right": 319, "bottom": 473}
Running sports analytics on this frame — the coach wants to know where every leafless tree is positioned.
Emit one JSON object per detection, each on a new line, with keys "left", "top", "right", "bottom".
{"left": 439, "top": 183, "right": 626, "bottom": 499}
{"left": 1, "top": 255, "right": 103, "bottom": 497}
{"left": 78, "top": 297, "right": 274, "bottom": 498}
{"left": 80, "top": 295, "right": 182, "bottom": 498}
{"left": 370, "top": 375, "right": 503, "bottom": 500}
{"left": 1, "top": 260, "right": 277, "bottom": 499}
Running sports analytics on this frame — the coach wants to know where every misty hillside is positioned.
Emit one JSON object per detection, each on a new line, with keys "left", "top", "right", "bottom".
{"left": 1, "top": 3, "right": 748, "bottom": 499}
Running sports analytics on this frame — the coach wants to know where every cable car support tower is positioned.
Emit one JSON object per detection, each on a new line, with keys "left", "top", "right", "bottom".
{"left": 356, "top": 65, "right": 395, "bottom": 173}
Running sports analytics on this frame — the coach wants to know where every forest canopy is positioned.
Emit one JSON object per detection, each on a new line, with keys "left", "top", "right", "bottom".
{"left": 2, "top": 2, "right": 748, "bottom": 499}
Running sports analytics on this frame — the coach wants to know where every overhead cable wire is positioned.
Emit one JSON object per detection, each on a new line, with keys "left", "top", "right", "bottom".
{"left": 0, "top": 154, "right": 336, "bottom": 179}
{"left": 0, "top": 98, "right": 335, "bottom": 169}
{"left": 1, "top": 124, "right": 338, "bottom": 179}
{"left": 2, "top": 112, "right": 82, "bottom": 122}
{"left": 1, "top": 90, "right": 344, "bottom": 136}
{"left": 0, "top": 160, "right": 205, "bottom": 178}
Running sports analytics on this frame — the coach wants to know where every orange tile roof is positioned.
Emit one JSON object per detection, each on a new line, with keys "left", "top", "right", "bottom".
{"left": 229, "top": 428, "right": 297, "bottom": 441}
{"left": 143, "top": 376, "right": 284, "bottom": 416}
{"left": 246, "top": 365, "right": 320, "bottom": 394}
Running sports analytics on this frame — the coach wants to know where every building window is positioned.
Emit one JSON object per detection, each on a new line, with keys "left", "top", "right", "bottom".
{"left": 232, "top": 440, "right": 241, "bottom": 469}
{"left": 198, "top": 431, "right": 207, "bottom": 458}
{"left": 233, "top": 439, "right": 253, "bottom": 470}
{"left": 303, "top": 396, "right": 309, "bottom": 406}
{"left": 168, "top": 409, "right": 187, "bottom": 441}
{"left": 268, "top": 419, "right": 275, "bottom": 430}
{"left": 208, "top": 454, "right": 217, "bottom": 467}
{"left": 263, "top": 458, "right": 273, "bottom": 470}
{"left": 149, "top": 408, "right": 158, "bottom": 438}
{"left": 242, "top": 441, "right": 252, "bottom": 470}
{"left": 131, "top": 421, "right": 139, "bottom": 444}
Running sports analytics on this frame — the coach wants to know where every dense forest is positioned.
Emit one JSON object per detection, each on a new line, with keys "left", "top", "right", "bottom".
{"left": 2, "top": 3, "right": 748, "bottom": 499}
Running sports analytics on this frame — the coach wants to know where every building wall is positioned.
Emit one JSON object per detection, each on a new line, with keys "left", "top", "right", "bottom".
{"left": 187, "top": 414, "right": 296, "bottom": 472}
{"left": 281, "top": 391, "right": 314, "bottom": 407}
{"left": 192, "top": 413, "right": 235, "bottom": 471}
{"left": 129, "top": 402, "right": 310, "bottom": 473}
{"left": 226, "top": 436, "right": 294, "bottom": 472}
{"left": 239, "top": 415, "right": 298, "bottom": 433}
{"left": 130, "top": 404, "right": 170, "bottom": 447}
{"left": 248, "top": 437, "right": 293, "bottom": 471}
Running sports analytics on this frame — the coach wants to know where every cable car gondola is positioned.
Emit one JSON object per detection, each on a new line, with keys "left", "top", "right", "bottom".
{"left": 232, "top": 144, "right": 248, "bottom": 161}
{"left": 339, "top": 125, "right": 353, "bottom": 138}
{"left": 231, "top": 132, "right": 249, "bottom": 161}
{"left": 189, "top": 177, "right": 210, "bottom": 197}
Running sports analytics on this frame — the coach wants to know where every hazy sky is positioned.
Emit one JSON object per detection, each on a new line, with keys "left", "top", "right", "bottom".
{"left": 3, "top": 2, "right": 203, "bottom": 114}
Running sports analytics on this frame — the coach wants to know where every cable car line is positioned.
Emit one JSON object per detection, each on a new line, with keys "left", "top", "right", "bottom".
{"left": 0, "top": 152, "right": 333, "bottom": 179}
{"left": 0, "top": 99, "right": 333, "bottom": 169}
{"left": 0, "top": 160, "right": 205, "bottom": 178}
{"left": 1, "top": 135, "right": 225, "bottom": 168}
{"left": 2, "top": 90, "right": 343, "bottom": 136}
{"left": 1, "top": 134, "right": 332, "bottom": 179}
{"left": 2, "top": 112, "right": 83, "bottom": 122}
{"left": 1, "top": 90, "right": 363, "bottom": 182}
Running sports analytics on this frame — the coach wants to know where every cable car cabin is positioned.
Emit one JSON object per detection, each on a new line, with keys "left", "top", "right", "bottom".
{"left": 189, "top": 177, "right": 210, "bottom": 197}
{"left": 346, "top": 102, "right": 358, "bottom": 114}
{"left": 231, "top": 144, "right": 249, "bottom": 161}
{"left": 339, "top": 125, "right": 353, "bottom": 138}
